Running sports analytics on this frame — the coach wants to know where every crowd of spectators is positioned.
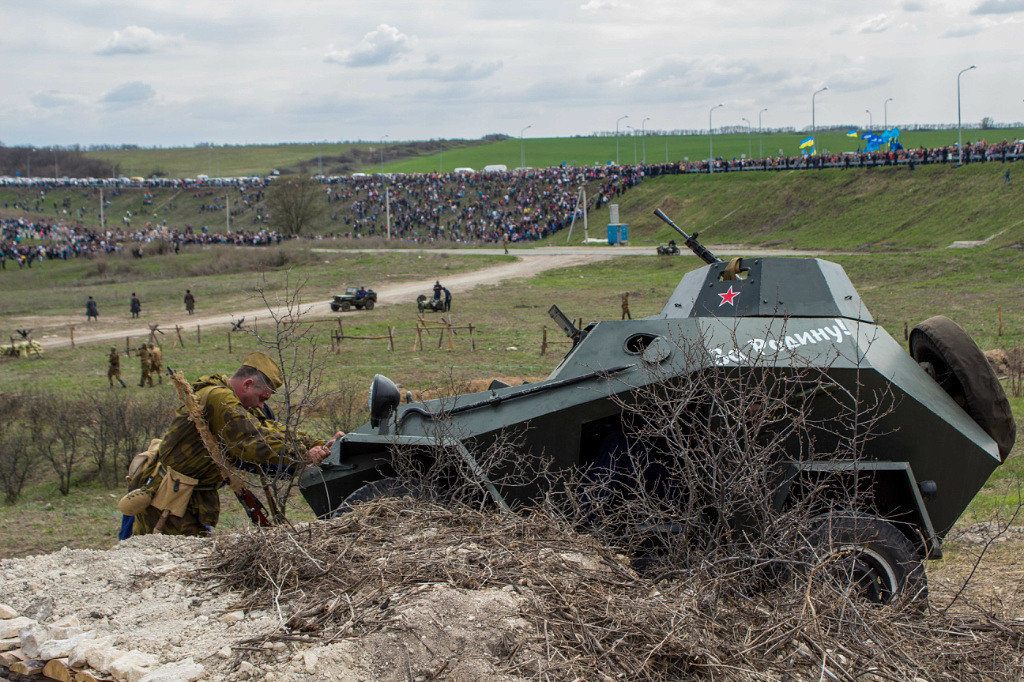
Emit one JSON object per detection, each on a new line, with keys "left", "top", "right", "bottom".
{"left": 1, "top": 138, "right": 1020, "bottom": 262}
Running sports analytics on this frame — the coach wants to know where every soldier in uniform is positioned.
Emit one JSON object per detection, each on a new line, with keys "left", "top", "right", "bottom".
{"left": 621, "top": 292, "right": 632, "bottom": 320}
{"left": 86, "top": 296, "right": 99, "bottom": 321}
{"left": 130, "top": 292, "right": 142, "bottom": 319}
{"left": 130, "top": 352, "right": 337, "bottom": 536}
{"left": 148, "top": 343, "right": 163, "bottom": 384}
{"left": 184, "top": 289, "right": 195, "bottom": 315}
{"left": 108, "top": 347, "right": 126, "bottom": 388}
{"left": 137, "top": 344, "right": 153, "bottom": 387}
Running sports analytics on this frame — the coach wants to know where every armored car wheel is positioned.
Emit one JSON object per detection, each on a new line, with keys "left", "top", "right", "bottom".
{"left": 910, "top": 315, "right": 1016, "bottom": 459}
{"left": 340, "top": 301, "right": 351, "bottom": 312}
{"left": 328, "top": 477, "right": 411, "bottom": 518}
{"left": 330, "top": 303, "right": 341, "bottom": 312}
{"left": 809, "top": 514, "right": 927, "bottom": 606}
{"left": 365, "top": 300, "right": 375, "bottom": 310}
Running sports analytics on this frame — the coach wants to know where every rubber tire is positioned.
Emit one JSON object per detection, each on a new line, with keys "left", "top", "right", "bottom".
{"left": 340, "top": 302, "right": 351, "bottom": 312}
{"left": 809, "top": 513, "right": 928, "bottom": 606}
{"left": 365, "top": 300, "right": 374, "bottom": 310}
{"left": 328, "top": 477, "right": 411, "bottom": 518}
{"left": 330, "top": 304, "right": 340, "bottom": 312}
{"left": 909, "top": 315, "right": 1016, "bottom": 459}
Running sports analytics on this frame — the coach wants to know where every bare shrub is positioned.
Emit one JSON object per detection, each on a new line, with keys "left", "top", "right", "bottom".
{"left": 1008, "top": 345, "right": 1024, "bottom": 398}
{"left": 0, "top": 394, "right": 33, "bottom": 502}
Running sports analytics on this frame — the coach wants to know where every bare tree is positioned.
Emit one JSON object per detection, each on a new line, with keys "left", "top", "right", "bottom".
{"left": 265, "top": 175, "right": 324, "bottom": 236}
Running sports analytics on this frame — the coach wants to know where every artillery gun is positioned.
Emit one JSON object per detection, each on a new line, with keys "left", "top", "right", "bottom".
{"left": 302, "top": 209, "right": 1014, "bottom": 603}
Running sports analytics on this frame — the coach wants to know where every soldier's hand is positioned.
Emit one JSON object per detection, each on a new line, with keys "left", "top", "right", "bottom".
{"left": 325, "top": 431, "right": 345, "bottom": 447}
{"left": 305, "top": 445, "right": 329, "bottom": 464}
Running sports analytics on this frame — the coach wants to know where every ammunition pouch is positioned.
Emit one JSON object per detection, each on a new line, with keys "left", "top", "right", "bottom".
{"left": 117, "top": 487, "right": 154, "bottom": 515}
{"left": 126, "top": 438, "right": 163, "bottom": 490}
{"left": 150, "top": 466, "right": 198, "bottom": 518}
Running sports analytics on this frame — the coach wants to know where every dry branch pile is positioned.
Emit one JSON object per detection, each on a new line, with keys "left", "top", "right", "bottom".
{"left": 201, "top": 499, "right": 1024, "bottom": 680}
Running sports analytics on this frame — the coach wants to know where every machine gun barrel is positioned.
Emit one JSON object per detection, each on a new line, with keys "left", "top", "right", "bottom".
{"left": 653, "top": 209, "right": 721, "bottom": 265}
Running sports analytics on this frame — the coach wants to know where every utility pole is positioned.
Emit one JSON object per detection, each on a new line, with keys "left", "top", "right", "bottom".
{"left": 866, "top": 109, "right": 872, "bottom": 131}
{"left": 957, "top": 66, "right": 976, "bottom": 164}
{"left": 615, "top": 115, "right": 628, "bottom": 165}
{"left": 380, "top": 134, "right": 389, "bottom": 173}
{"left": 812, "top": 86, "right": 829, "bottom": 154}
{"left": 520, "top": 124, "right": 533, "bottom": 169}
{"left": 385, "top": 185, "right": 391, "bottom": 239}
{"left": 641, "top": 116, "right": 650, "bottom": 163}
{"left": 100, "top": 188, "right": 105, "bottom": 229}
{"left": 741, "top": 117, "right": 752, "bottom": 160}
{"left": 758, "top": 108, "right": 768, "bottom": 159}
{"left": 709, "top": 104, "right": 724, "bottom": 173}
{"left": 883, "top": 97, "right": 893, "bottom": 130}
{"left": 226, "top": 194, "right": 231, "bottom": 232}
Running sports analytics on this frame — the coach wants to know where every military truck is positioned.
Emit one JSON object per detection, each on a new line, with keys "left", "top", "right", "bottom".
{"left": 302, "top": 210, "right": 1014, "bottom": 603}
{"left": 331, "top": 287, "right": 377, "bottom": 312}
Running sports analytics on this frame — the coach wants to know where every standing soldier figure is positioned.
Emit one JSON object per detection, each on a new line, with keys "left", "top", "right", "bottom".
{"left": 184, "top": 289, "right": 195, "bottom": 315}
{"left": 130, "top": 292, "right": 142, "bottom": 319}
{"left": 86, "top": 296, "right": 99, "bottom": 321}
{"left": 149, "top": 342, "right": 164, "bottom": 384}
{"left": 108, "top": 347, "right": 126, "bottom": 388}
{"left": 621, "top": 292, "right": 632, "bottom": 320}
{"left": 137, "top": 344, "right": 153, "bottom": 387}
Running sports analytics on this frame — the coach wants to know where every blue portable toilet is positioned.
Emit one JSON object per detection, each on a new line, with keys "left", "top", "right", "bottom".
{"left": 607, "top": 224, "right": 628, "bottom": 245}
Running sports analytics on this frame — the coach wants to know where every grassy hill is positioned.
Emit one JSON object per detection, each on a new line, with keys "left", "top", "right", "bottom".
{"left": 559, "top": 162, "right": 1024, "bottom": 250}
{"left": 76, "top": 128, "right": 1024, "bottom": 179}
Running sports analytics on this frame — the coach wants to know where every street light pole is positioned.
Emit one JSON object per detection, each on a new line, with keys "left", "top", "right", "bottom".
{"left": 812, "top": 86, "right": 828, "bottom": 153}
{"left": 865, "top": 109, "right": 872, "bottom": 131}
{"left": 380, "top": 134, "right": 389, "bottom": 173}
{"left": 883, "top": 97, "right": 893, "bottom": 130}
{"left": 520, "top": 124, "right": 532, "bottom": 169}
{"left": 641, "top": 116, "right": 650, "bottom": 163}
{"left": 625, "top": 125, "right": 637, "bottom": 164}
{"left": 957, "top": 65, "right": 976, "bottom": 164}
{"left": 758, "top": 107, "right": 768, "bottom": 159}
{"left": 708, "top": 103, "right": 724, "bottom": 173}
{"left": 741, "top": 117, "right": 751, "bottom": 161}
{"left": 615, "top": 115, "right": 628, "bottom": 165}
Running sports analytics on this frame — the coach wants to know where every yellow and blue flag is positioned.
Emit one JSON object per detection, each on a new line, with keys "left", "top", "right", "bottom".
{"left": 799, "top": 136, "right": 815, "bottom": 149}
{"left": 846, "top": 129, "right": 859, "bottom": 138}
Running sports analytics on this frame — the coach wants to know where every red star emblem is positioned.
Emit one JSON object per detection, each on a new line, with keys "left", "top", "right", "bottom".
{"left": 718, "top": 285, "right": 739, "bottom": 306}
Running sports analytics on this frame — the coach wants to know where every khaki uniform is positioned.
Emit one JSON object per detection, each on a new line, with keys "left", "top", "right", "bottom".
{"left": 149, "top": 345, "right": 163, "bottom": 384}
{"left": 137, "top": 346, "right": 153, "bottom": 387}
{"left": 621, "top": 292, "right": 632, "bottom": 320}
{"left": 108, "top": 350, "right": 126, "bottom": 388}
{"left": 132, "top": 374, "right": 324, "bottom": 536}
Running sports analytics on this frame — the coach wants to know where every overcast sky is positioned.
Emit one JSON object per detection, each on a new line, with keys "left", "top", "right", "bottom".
{"left": 1, "top": 0, "right": 1021, "bottom": 146}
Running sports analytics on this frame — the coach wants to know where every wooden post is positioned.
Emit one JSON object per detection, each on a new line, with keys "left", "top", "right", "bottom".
{"left": 227, "top": 331, "right": 232, "bottom": 353}
{"left": 469, "top": 324, "right": 476, "bottom": 351}
{"left": 126, "top": 336, "right": 130, "bottom": 353}
{"left": 903, "top": 322, "right": 908, "bottom": 341}
{"left": 176, "top": 325, "right": 185, "bottom": 347}
{"left": 414, "top": 325, "right": 423, "bottom": 351}
{"left": 253, "top": 316, "right": 257, "bottom": 333}
{"left": 998, "top": 307, "right": 1003, "bottom": 336}
{"left": 388, "top": 327, "right": 394, "bottom": 351}
{"left": 337, "top": 317, "right": 343, "bottom": 330}
{"left": 69, "top": 325, "right": 75, "bottom": 348}
{"left": 541, "top": 326, "right": 548, "bottom": 355}
{"left": 197, "top": 324, "right": 201, "bottom": 344}
{"left": 437, "top": 325, "right": 445, "bottom": 349}
{"left": 447, "top": 321, "right": 455, "bottom": 351}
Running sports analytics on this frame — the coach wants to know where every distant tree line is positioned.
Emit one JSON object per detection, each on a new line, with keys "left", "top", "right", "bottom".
{"left": 0, "top": 145, "right": 117, "bottom": 178}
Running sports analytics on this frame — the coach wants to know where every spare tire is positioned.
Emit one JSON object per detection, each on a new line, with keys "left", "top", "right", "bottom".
{"left": 909, "top": 315, "right": 1015, "bottom": 459}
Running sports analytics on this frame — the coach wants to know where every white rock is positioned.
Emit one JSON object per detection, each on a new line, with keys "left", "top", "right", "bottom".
{"left": 302, "top": 651, "right": 319, "bottom": 674}
{"left": 19, "top": 623, "right": 53, "bottom": 658}
{"left": 48, "top": 625, "right": 84, "bottom": 641}
{"left": 219, "top": 610, "right": 245, "bottom": 623}
{"left": 0, "top": 616, "right": 36, "bottom": 639}
{"left": 50, "top": 614, "right": 82, "bottom": 629}
{"left": 69, "top": 635, "right": 113, "bottom": 669}
{"left": 138, "top": 658, "right": 205, "bottom": 682}
{"left": 88, "top": 643, "right": 129, "bottom": 672}
{"left": 37, "top": 632, "right": 93, "bottom": 660}
{"left": 218, "top": 646, "right": 233, "bottom": 659}
{"left": 109, "top": 650, "right": 160, "bottom": 682}
{"left": 0, "top": 637, "right": 20, "bottom": 652}
{"left": 0, "top": 603, "right": 18, "bottom": 619}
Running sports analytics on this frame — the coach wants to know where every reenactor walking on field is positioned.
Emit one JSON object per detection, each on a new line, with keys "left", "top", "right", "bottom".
{"left": 621, "top": 292, "right": 632, "bottom": 320}
{"left": 130, "top": 292, "right": 142, "bottom": 319}
{"left": 184, "top": 289, "right": 195, "bottom": 315}
{"left": 86, "top": 296, "right": 99, "bottom": 321}
{"left": 108, "top": 347, "right": 127, "bottom": 388}
{"left": 149, "top": 342, "right": 164, "bottom": 384}
{"left": 137, "top": 344, "right": 154, "bottom": 387}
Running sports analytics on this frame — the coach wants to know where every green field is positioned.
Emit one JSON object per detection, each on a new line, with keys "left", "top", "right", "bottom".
{"left": 77, "top": 127, "right": 1024, "bottom": 179}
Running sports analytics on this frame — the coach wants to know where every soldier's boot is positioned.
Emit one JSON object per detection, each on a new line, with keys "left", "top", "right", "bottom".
{"left": 119, "top": 377, "right": 127, "bottom": 388}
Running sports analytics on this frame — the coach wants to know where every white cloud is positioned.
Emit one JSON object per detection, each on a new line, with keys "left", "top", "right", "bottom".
{"left": 971, "top": 0, "right": 1024, "bottom": 13}
{"left": 942, "top": 24, "right": 983, "bottom": 36}
{"left": 100, "top": 82, "right": 155, "bottom": 108}
{"left": 390, "top": 60, "right": 503, "bottom": 82}
{"left": 901, "top": 1, "right": 925, "bottom": 11}
{"left": 31, "top": 90, "right": 78, "bottom": 109}
{"left": 96, "top": 25, "right": 178, "bottom": 55}
{"left": 581, "top": 0, "right": 633, "bottom": 10}
{"left": 324, "top": 24, "right": 412, "bottom": 67}
{"left": 856, "top": 14, "right": 891, "bottom": 33}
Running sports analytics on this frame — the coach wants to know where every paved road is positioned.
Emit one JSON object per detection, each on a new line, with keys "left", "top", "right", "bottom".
{"left": 39, "top": 245, "right": 851, "bottom": 350}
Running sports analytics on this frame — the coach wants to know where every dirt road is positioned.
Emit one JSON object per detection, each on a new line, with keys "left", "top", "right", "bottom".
{"left": 37, "top": 246, "right": 848, "bottom": 350}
